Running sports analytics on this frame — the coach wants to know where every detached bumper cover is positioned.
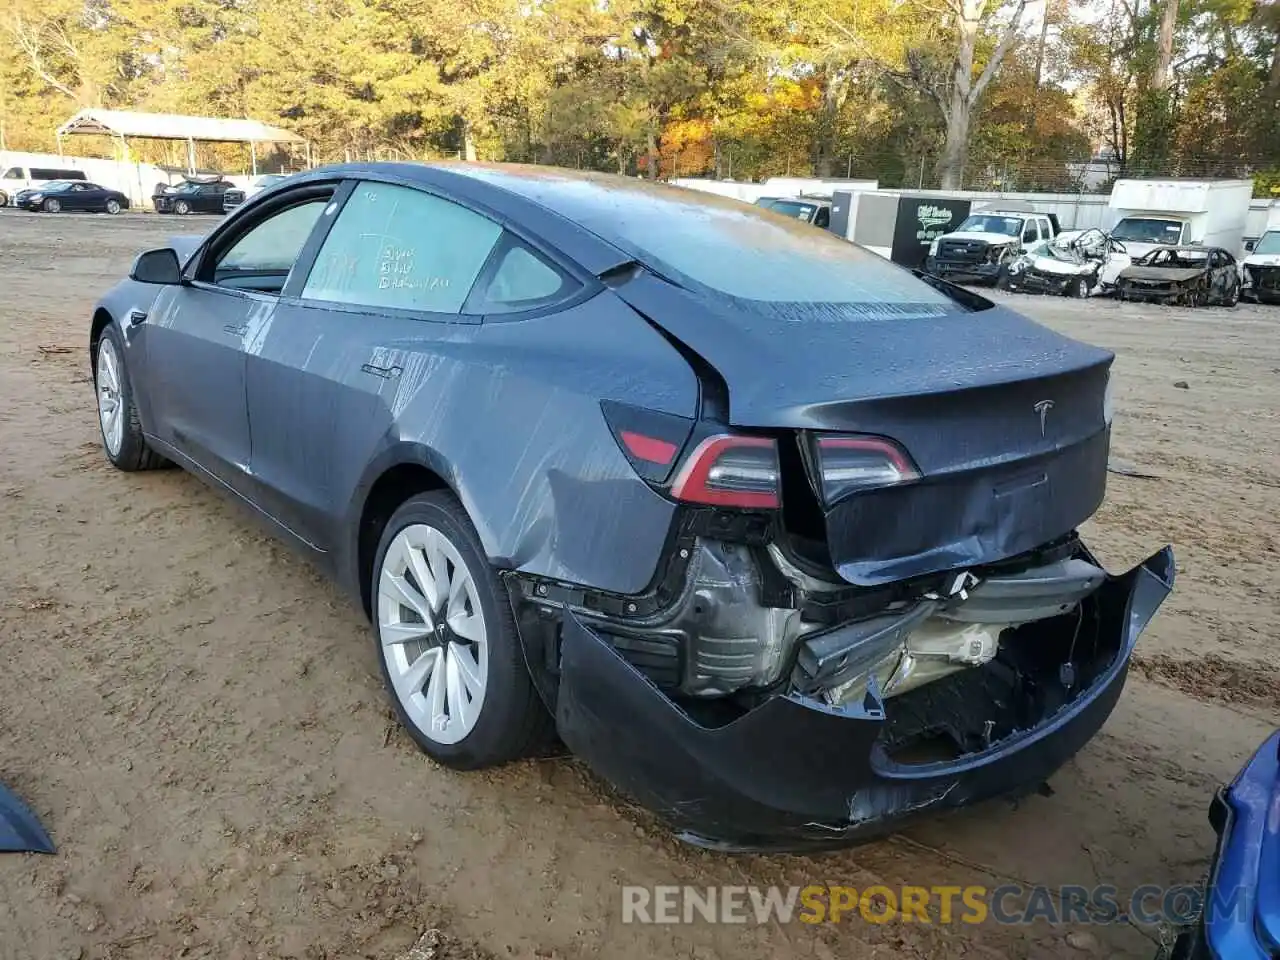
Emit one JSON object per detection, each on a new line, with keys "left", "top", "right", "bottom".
{"left": 1169, "top": 730, "right": 1280, "bottom": 960}
{"left": 555, "top": 546, "right": 1174, "bottom": 851}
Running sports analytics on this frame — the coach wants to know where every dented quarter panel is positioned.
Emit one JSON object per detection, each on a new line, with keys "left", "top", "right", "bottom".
{"left": 243, "top": 289, "right": 698, "bottom": 596}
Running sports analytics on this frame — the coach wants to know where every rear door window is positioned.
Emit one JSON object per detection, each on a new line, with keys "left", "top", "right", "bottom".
{"left": 302, "top": 182, "right": 503, "bottom": 315}
{"left": 2, "top": 167, "right": 22, "bottom": 180}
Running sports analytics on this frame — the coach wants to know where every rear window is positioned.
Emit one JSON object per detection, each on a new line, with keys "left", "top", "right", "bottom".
{"left": 535, "top": 180, "right": 953, "bottom": 315}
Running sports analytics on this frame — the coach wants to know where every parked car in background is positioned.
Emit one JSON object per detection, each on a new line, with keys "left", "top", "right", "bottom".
{"left": 223, "top": 173, "right": 291, "bottom": 212}
{"left": 0, "top": 163, "right": 87, "bottom": 207}
{"left": 925, "top": 202, "right": 1060, "bottom": 284}
{"left": 15, "top": 180, "right": 129, "bottom": 214}
{"left": 154, "top": 176, "right": 236, "bottom": 215}
{"left": 1165, "top": 730, "right": 1279, "bottom": 960}
{"left": 756, "top": 196, "right": 832, "bottom": 228}
{"left": 1241, "top": 228, "right": 1280, "bottom": 304}
{"left": 88, "top": 162, "right": 1172, "bottom": 851}
{"left": 1003, "top": 228, "right": 1131, "bottom": 298}
{"left": 1115, "top": 245, "right": 1240, "bottom": 306}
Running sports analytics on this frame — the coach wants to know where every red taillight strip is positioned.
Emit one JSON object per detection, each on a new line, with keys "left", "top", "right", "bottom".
{"left": 670, "top": 435, "right": 780, "bottom": 509}
{"left": 619, "top": 430, "right": 679, "bottom": 466}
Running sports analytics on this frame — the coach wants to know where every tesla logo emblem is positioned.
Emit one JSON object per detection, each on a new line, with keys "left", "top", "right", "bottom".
{"left": 1034, "top": 400, "right": 1054, "bottom": 436}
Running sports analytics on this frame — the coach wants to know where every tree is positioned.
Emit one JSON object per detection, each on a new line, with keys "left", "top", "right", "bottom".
{"left": 903, "top": 0, "right": 1029, "bottom": 188}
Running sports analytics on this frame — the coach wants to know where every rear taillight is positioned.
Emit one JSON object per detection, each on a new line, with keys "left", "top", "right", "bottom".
{"left": 813, "top": 434, "right": 918, "bottom": 505}
{"left": 600, "top": 400, "right": 694, "bottom": 483}
{"left": 670, "top": 435, "right": 780, "bottom": 509}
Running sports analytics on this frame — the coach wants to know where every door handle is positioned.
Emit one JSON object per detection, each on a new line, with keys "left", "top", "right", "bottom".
{"left": 223, "top": 323, "right": 248, "bottom": 336}
{"left": 360, "top": 363, "right": 402, "bottom": 380}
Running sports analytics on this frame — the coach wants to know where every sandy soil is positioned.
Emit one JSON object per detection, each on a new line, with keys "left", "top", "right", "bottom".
{"left": 0, "top": 210, "right": 1276, "bottom": 960}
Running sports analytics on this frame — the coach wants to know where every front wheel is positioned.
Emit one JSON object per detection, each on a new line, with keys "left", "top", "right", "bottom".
{"left": 94, "top": 326, "right": 166, "bottom": 471}
{"left": 105, "top": 198, "right": 122, "bottom": 215}
{"left": 173, "top": 199, "right": 190, "bottom": 215}
{"left": 43, "top": 198, "right": 61, "bottom": 213}
{"left": 373, "top": 492, "right": 553, "bottom": 769}
{"left": 1065, "top": 276, "right": 1088, "bottom": 299}
{"left": 0, "top": 190, "right": 8, "bottom": 207}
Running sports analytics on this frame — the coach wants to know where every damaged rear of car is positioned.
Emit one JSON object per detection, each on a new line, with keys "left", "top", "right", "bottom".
{"left": 1004, "top": 228, "right": 1130, "bottom": 298}
{"left": 494, "top": 177, "right": 1174, "bottom": 851}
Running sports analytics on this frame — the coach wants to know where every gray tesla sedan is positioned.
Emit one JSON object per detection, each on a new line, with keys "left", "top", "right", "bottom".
{"left": 88, "top": 162, "right": 1173, "bottom": 850}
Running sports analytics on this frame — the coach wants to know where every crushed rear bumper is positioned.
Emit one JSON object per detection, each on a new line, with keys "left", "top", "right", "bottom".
{"left": 554, "top": 546, "right": 1174, "bottom": 852}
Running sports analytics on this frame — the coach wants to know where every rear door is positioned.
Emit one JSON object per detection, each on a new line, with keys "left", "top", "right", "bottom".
{"left": 143, "top": 189, "right": 332, "bottom": 496}
{"left": 242, "top": 179, "right": 564, "bottom": 549}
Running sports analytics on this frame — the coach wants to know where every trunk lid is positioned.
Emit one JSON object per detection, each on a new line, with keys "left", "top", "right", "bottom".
{"left": 614, "top": 273, "right": 1114, "bottom": 586}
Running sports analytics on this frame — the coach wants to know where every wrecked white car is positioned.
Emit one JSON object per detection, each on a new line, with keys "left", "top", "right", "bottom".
{"left": 1242, "top": 229, "right": 1280, "bottom": 305}
{"left": 1001, "top": 229, "right": 1131, "bottom": 298}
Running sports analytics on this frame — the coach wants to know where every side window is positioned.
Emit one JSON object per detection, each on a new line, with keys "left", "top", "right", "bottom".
{"left": 474, "top": 240, "right": 577, "bottom": 314}
{"left": 814, "top": 207, "right": 831, "bottom": 229}
{"left": 208, "top": 199, "right": 328, "bottom": 291}
{"left": 2, "top": 167, "right": 23, "bottom": 180}
{"left": 1022, "top": 221, "right": 1038, "bottom": 243}
{"left": 303, "top": 182, "right": 502, "bottom": 315}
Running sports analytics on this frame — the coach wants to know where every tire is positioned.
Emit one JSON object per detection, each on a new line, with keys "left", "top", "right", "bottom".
{"left": 43, "top": 198, "right": 61, "bottom": 213}
{"left": 995, "top": 268, "right": 1011, "bottom": 291}
{"left": 173, "top": 199, "right": 190, "bottom": 215}
{"left": 93, "top": 326, "right": 166, "bottom": 471}
{"left": 105, "top": 198, "right": 121, "bottom": 215}
{"left": 1226, "top": 278, "right": 1240, "bottom": 307}
{"left": 1065, "top": 277, "right": 1087, "bottom": 299}
{"left": 372, "top": 491, "right": 553, "bottom": 770}
{"left": 0, "top": 190, "right": 8, "bottom": 207}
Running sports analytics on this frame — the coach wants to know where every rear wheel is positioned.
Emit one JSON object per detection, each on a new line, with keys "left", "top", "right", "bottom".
{"left": 105, "top": 198, "right": 121, "bottom": 215}
{"left": 373, "top": 491, "right": 553, "bottom": 769}
{"left": 94, "top": 326, "right": 166, "bottom": 471}
{"left": 43, "top": 198, "right": 61, "bottom": 213}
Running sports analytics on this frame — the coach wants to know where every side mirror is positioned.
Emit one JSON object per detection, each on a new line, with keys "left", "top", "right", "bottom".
{"left": 1244, "top": 240, "right": 1256, "bottom": 253}
{"left": 130, "top": 247, "right": 183, "bottom": 285}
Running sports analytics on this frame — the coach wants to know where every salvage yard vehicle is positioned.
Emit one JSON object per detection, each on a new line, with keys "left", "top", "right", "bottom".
{"left": 1003, "top": 228, "right": 1130, "bottom": 298}
{"left": 1116, "top": 245, "right": 1240, "bottom": 306}
{"left": 1241, "top": 227, "right": 1280, "bottom": 304}
{"left": 87, "top": 163, "right": 1173, "bottom": 850}
{"left": 1165, "top": 730, "right": 1279, "bottom": 960}
{"left": 14, "top": 180, "right": 129, "bottom": 214}
{"left": 925, "top": 201, "right": 1059, "bottom": 284}
{"left": 222, "top": 173, "right": 291, "bottom": 212}
{"left": 756, "top": 196, "right": 832, "bottom": 228}
{"left": 153, "top": 175, "right": 236, "bottom": 214}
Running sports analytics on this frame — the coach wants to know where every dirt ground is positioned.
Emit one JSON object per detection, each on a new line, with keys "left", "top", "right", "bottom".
{"left": 0, "top": 210, "right": 1276, "bottom": 960}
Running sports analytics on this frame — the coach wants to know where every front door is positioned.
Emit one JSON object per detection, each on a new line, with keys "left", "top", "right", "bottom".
{"left": 143, "top": 196, "right": 331, "bottom": 495}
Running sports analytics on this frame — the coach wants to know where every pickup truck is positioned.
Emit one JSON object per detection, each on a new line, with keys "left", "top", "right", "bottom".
{"left": 924, "top": 203, "right": 1060, "bottom": 284}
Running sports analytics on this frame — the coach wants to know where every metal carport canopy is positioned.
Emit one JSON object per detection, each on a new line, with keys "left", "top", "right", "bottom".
{"left": 56, "top": 109, "right": 309, "bottom": 173}
{"left": 56, "top": 109, "right": 303, "bottom": 144}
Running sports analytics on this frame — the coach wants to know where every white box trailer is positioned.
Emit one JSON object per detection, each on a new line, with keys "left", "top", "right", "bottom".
{"left": 1106, "top": 178, "right": 1253, "bottom": 258}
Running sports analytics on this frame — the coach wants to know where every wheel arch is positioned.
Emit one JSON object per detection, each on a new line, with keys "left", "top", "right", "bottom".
{"left": 349, "top": 442, "right": 464, "bottom": 620}
{"left": 89, "top": 307, "right": 114, "bottom": 371}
